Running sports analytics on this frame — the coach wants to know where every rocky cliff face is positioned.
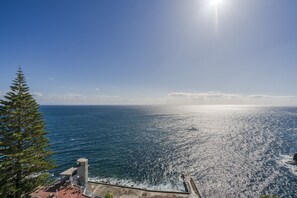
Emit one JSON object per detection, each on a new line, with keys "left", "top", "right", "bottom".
{"left": 293, "top": 153, "right": 297, "bottom": 162}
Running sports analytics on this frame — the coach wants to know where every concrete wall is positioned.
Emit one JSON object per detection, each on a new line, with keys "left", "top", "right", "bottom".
{"left": 77, "top": 158, "right": 88, "bottom": 188}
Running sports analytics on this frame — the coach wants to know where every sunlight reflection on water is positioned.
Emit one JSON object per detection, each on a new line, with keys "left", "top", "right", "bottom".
{"left": 42, "top": 105, "right": 297, "bottom": 197}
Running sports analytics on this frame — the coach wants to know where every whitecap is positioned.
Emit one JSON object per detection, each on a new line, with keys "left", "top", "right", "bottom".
{"left": 88, "top": 176, "right": 184, "bottom": 192}
{"left": 278, "top": 154, "right": 297, "bottom": 176}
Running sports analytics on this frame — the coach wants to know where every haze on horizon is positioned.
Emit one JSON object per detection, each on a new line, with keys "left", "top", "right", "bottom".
{"left": 1, "top": 0, "right": 297, "bottom": 105}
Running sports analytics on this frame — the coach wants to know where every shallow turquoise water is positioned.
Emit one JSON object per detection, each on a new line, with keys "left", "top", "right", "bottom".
{"left": 41, "top": 105, "right": 297, "bottom": 198}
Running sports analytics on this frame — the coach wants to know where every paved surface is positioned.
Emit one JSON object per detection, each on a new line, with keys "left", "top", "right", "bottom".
{"left": 31, "top": 177, "right": 202, "bottom": 198}
{"left": 86, "top": 182, "right": 193, "bottom": 198}
{"left": 31, "top": 183, "right": 86, "bottom": 198}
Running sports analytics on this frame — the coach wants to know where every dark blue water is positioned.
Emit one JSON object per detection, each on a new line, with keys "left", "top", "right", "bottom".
{"left": 41, "top": 105, "right": 297, "bottom": 198}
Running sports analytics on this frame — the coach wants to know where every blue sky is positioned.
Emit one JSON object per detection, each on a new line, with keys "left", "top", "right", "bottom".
{"left": 1, "top": 0, "right": 297, "bottom": 105}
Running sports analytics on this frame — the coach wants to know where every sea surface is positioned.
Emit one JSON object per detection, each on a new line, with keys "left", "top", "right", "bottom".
{"left": 40, "top": 105, "right": 297, "bottom": 198}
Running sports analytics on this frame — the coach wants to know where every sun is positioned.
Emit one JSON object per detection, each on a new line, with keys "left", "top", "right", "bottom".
{"left": 211, "top": 0, "right": 223, "bottom": 6}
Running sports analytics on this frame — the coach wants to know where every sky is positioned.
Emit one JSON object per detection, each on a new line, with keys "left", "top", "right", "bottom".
{"left": 1, "top": 0, "right": 297, "bottom": 105}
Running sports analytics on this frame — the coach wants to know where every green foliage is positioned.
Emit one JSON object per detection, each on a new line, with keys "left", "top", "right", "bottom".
{"left": 105, "top": 191, "right": 113, "bottom": 198}
{"left": 0, "top": 68, "right": 55, "bottom": 198}
{"left": 260, "top": 195, "right": 279, "bottom": 198}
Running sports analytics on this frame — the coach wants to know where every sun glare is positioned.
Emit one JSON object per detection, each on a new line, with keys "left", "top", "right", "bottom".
{"left": 209, "top": 0, "right": 224, "bottom": 33}
{"left": 211, "top": 0, "right": 223, "bottom": 6}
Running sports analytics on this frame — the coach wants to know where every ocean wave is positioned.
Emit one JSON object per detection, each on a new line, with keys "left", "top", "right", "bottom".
{"left": 278, "top": 154, "right": 297, "bottom": 176}
{"left": 88, "top": 176, "right": 185, "bottom": 192}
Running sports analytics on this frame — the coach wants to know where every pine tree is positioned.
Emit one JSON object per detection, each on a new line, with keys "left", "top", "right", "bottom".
{"left": 0, "top": 68, "right": 55, "bottom": 198}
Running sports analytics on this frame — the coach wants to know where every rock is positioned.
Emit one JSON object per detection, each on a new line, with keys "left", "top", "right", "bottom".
{"left": 188, "top": 127, "right": 198, "bottom": 131}
{"left": 293, "top": 153, "right": 297, "bottom": 162}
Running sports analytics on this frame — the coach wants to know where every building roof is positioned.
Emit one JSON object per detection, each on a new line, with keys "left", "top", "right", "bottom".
{"left": 77, "top": 158, "right": 88, "bottom": 163}
{"left": 60, "top": 167, "right": 78, "bottom": 176}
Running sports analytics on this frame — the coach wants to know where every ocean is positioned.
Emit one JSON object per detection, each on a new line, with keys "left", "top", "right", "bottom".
{"left": 40, "top": 105, "right": 297, "bottom": 198}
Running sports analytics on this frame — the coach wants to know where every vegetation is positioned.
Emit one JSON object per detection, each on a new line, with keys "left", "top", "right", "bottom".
{"left": 105, "top": 191, "right": 113, "bottom": 198}
{"left": 260, "top": 195, "right": 279, "bottom": 198}
{"left": 0, "top": 68, "right": 55, "bottom": 198}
